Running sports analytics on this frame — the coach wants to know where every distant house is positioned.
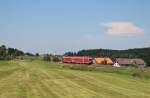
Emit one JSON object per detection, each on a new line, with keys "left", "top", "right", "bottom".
{"left": 94, "top": 58, "right": 113, "bottom": 65}
{"left": 115, "top": 58, "right": 146, "bottom": 67}
{"left": 115, "top": 58, "right": 132, "bottom": 66}
{"left": 131, "top": 59, "right": 146, "bottom": 67}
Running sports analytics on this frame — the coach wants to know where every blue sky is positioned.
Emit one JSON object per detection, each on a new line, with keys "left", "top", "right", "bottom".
{"left": 0, "top": 0, "right": 150, "bottom": 54}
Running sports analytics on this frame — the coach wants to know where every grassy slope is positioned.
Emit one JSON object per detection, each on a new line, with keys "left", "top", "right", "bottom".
{"left": 0, "top": 60, "right": 150, "bottom": 98}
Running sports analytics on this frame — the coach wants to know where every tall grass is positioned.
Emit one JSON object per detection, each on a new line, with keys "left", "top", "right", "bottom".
{"left": 63, "top": 63, "right": 150, "bottom": 79}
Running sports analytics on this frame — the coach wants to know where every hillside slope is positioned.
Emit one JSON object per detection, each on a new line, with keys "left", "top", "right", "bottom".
{"left": 0, "top": 60, "right": 150, "bottom": 98}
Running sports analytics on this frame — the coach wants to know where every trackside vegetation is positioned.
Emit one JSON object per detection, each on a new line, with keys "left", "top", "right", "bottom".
{"left": 63, "top": 63, "right": 150, "bottom": 79}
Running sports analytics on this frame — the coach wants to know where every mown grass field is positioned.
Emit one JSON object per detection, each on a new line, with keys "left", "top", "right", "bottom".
{"left": 0, "top": 59, "right": 150, "bottom": 98}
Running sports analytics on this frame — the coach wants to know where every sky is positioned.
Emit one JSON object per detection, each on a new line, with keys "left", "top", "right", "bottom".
{"left": 0, "top": 0, "right": 150, "bottom": 54}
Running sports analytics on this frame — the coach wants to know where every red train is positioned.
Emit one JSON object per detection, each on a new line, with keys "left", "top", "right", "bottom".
{"left": 62, "top": 56, "right": 93, "bottom": 64}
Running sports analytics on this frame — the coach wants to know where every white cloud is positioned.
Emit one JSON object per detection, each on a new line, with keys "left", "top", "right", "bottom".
{"left": 102, "top": 22, "right": 144, "bottom": 36}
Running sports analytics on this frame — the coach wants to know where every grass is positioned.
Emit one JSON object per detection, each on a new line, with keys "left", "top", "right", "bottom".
{"left": 0, "top": 59, "right": 150, "bottom": 98}
{"left": 95, "top": 66, "right": 150, "bottom": 78}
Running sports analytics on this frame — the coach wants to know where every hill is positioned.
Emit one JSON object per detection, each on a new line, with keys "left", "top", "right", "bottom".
{"left": 0, "top": 59, "right": 150, "bottom": 98}
{"left": 64, "top": 47, "right": 150, "bottom": 66}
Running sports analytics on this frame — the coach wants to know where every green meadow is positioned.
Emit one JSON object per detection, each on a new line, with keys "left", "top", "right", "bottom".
{"left": 0, "top": 59, "right": 150, "bottom": 98}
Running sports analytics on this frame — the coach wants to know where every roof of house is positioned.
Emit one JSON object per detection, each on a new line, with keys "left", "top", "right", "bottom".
{"left": 131, "top": 59, "right": 145, "bottom": 65}
{"left": 116, "top": 58, "right": 132, "bottom": 65}
{"left": 116, "top": 58, "right": 145, "bottom": 65}
{"left": 94, "top": 58, "right": 113, "bottom": 64}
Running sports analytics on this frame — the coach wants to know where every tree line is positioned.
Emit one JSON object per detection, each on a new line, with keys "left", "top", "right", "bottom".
{"left": 0, "top": 45, "right": 36, "bottom": 60}
{"left": 64, "top": 47, "right": 150, "bottom": 67}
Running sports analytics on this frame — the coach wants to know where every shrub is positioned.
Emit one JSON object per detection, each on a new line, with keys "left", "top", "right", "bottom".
{"left": 52, "top": 56, "right": 60, "bottom": 62}
{"left": 43, "top": 55, "right": 51, "bottom": 61}
{"left": 132, "top": 69, "right": 143, "bottom": 77}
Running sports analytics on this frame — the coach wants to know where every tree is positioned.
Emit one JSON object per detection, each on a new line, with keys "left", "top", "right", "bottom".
{"left": 8, "top": 48, "right": 15, "bottom": 55}
{"left": 35, "top": 53, "right": 39, "bottom": 56}
{"left": 0, "top": 45, "right": 7, "bottom": 60}
{"left": 25, "top": 52, "right": 34, "bottom": 56}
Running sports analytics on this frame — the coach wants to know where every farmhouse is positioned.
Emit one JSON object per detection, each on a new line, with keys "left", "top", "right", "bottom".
{"left": 131, "top": 59, "right": 146, "bottom": 67}
{"left": 115, "top": 58, "right": 146, "bottom": 67}
{"left": 115, "top": 58, "right": 132, "bottom": 65}
{"left": 94, "top": 58, "right": 113, "bottom": 65}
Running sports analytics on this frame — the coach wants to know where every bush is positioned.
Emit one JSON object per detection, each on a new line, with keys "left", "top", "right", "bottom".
{"left": 132, "top": 70, "right": 143, "bottom": 77}
{"left": 43, "top": 55, "right": 51, "bottom": 61}
{"left": 35, "top": 53, "right": 39, "bottom": 56}
{"left": 52, "top": 56, "right": 60, "bottom": 62}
